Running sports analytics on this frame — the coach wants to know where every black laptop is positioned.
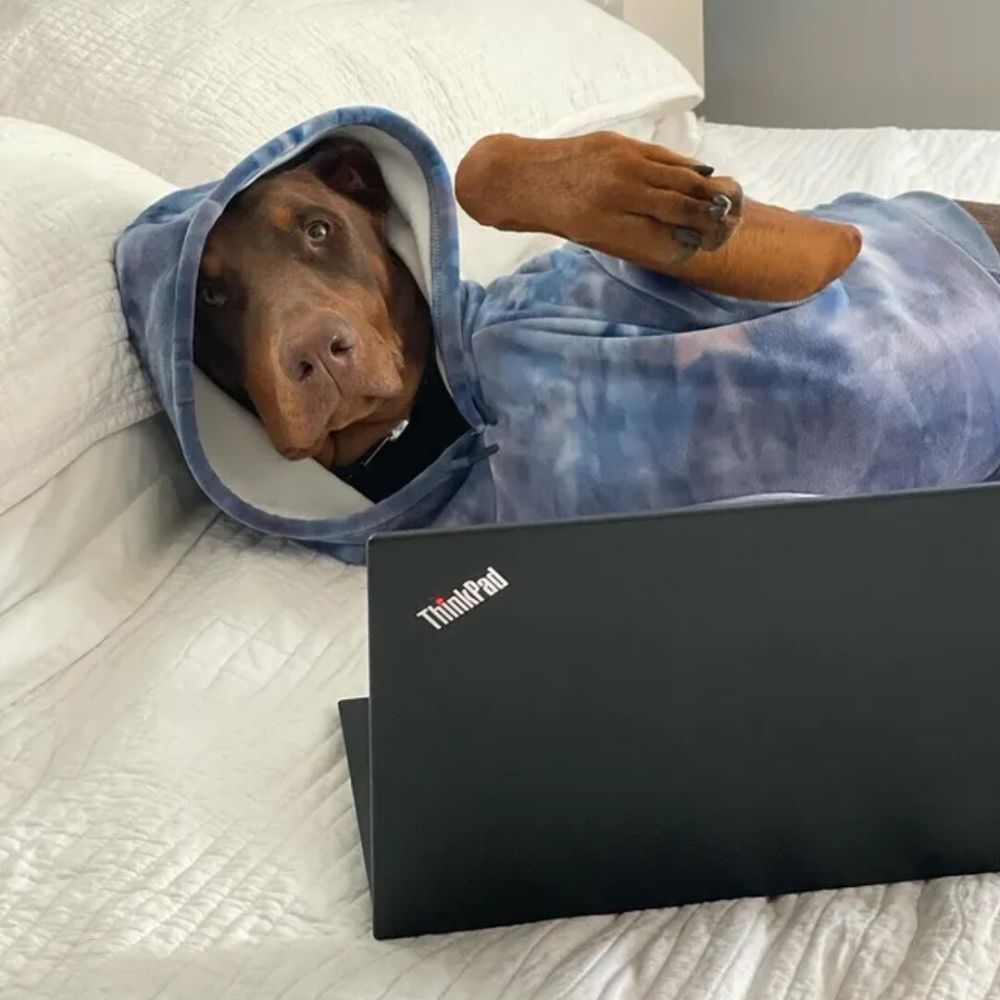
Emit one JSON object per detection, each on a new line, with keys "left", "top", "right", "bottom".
{"left": 339, "top": 485, "right": 1000, "bottom": 940}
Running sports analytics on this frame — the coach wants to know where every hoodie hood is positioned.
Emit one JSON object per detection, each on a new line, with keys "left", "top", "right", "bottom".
{"left": 115, "top": 107, "right": 488, "bottom": 562}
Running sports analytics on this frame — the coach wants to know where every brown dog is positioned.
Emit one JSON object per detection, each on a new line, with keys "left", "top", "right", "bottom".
{"left": 208, "top": 130, "right": 1000, "bottom": 483}
{"left": 195, "top": 139, "right": 433, "bottom": 471}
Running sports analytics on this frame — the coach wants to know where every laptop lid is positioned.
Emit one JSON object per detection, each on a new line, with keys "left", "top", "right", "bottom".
{"left": 360, "top": 484, "right": 1000, "bottom": 939}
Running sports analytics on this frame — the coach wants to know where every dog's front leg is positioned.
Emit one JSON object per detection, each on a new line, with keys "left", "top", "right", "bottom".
{"left": 455, "top": 132, "right": 861, "bottom": 302}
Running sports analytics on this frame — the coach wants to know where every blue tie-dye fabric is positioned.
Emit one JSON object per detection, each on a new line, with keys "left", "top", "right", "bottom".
{"left": 115, "top": 108, "right": 1000, "bottom": 564}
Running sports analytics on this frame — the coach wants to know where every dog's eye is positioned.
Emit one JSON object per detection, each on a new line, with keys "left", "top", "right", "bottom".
{"left": 199, "top": 285, "right": 227, "bottom": 308}
{"left": 306, "top": 220, "right": 330, "bottom": 242}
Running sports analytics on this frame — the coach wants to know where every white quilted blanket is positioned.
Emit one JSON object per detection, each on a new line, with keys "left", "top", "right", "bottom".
{"left": 4, "top": 0, "right": 1000, "bottom": 990}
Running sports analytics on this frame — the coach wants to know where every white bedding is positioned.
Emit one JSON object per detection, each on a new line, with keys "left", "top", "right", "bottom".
{"left": 4, "top": 119, "right": 1000, "bottom": 1000}
{"left": 695, "top": 121, "right": 1000, "bottom": 207}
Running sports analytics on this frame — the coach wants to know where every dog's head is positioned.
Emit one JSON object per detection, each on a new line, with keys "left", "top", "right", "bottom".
{"left": 194, "top": 138, "right": 418, "bottom": 464}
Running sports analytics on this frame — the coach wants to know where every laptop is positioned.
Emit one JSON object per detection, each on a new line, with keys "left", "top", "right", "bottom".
{"left": 339, "top": 484, "right": 1000, "bottom": 940}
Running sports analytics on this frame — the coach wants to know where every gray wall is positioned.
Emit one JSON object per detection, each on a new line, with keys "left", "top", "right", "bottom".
{"left": 701, "top": 0, "right": 1000, "bottom": 129}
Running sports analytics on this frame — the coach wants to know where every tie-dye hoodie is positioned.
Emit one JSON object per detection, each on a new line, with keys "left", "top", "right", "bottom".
{"left": 115, "top": 107, "right": 1000, "bottom": 564}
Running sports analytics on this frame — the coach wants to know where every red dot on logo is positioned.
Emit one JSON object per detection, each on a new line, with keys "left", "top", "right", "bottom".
{"left": 435, "top": 597, "right": 446, "bottom": 605}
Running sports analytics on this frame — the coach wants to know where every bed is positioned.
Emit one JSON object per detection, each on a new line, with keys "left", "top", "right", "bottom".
{"left": 3, "top": 1, "right": 1000, "bottom": 997}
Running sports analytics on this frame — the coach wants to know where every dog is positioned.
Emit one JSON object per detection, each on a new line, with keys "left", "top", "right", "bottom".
{"left": 115, "top": 109, "right": 1000, "bottom": 562}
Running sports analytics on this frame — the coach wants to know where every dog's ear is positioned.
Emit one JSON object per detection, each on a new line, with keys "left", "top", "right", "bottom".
{"left": 301, "top": 138, "right": 391, "bottom": 214}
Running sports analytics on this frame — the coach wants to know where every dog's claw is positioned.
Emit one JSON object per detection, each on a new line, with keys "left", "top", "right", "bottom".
{"left": 709, "top": 194, "right": 733, "bottom": 220}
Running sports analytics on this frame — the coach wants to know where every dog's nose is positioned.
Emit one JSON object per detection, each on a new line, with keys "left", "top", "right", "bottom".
{"left": 280, "top": 319, "right": 356, "bottom": 384}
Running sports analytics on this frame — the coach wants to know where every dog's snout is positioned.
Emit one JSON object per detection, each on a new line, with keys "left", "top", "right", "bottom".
{"left": 280, "top": 319, "right": 356, "bottom": 384}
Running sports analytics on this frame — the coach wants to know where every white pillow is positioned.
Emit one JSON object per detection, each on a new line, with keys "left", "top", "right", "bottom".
{"left": 0, "top": 0, "right": 703, "bottom": 282}
{"left": 0, "top": 117, "right": 169, "bottom": 515}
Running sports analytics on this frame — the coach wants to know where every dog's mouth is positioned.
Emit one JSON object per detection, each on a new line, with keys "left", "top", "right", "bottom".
{"left": 275, "top": 397, "right": 386, "bottom": 461}
{"left": 326, "top": 399, "right": 379, "bottom": 432}
{"left": 261, "top": 337, "right": 408, "bottom": 464}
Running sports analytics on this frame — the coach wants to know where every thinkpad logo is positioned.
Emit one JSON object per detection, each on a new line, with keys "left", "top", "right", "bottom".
{"left": 415, "top": 566, "right": 509, "bottom": 630}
